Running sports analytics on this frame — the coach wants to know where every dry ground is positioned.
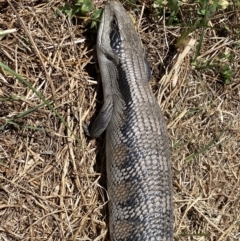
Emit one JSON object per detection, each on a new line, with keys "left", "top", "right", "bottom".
{"left": 0, "top": 0, "right": 239, "bottom": 240}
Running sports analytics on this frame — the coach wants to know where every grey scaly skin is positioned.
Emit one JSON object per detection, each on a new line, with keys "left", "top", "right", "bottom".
{"left": 89, "top": 1, "right": 173, "bottom": 240}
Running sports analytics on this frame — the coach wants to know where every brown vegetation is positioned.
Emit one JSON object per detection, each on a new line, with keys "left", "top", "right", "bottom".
{"left": 0, "top": 0, "right": 239, "bottom": 240}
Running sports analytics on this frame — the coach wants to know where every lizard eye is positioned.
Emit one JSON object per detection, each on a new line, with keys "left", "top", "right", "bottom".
{"left": 105, "top": 53, "right": 113, "bottom": 61}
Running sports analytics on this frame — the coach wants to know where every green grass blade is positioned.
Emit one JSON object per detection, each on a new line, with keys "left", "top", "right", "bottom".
{"left": 0, "top": 61, "right": 82, "bottom": 146}
{"left": 185, "top": 131, "right": 226, "bottom": 162}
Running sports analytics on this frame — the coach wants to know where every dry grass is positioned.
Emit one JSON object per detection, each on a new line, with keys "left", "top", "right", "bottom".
{"left": 0, "top": 0, "right": 239, "bottom": 240}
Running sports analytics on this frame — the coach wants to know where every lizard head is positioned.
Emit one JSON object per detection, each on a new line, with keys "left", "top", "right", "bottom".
{"left": 97, "top": 1, "right": 143, "bottom": 62}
